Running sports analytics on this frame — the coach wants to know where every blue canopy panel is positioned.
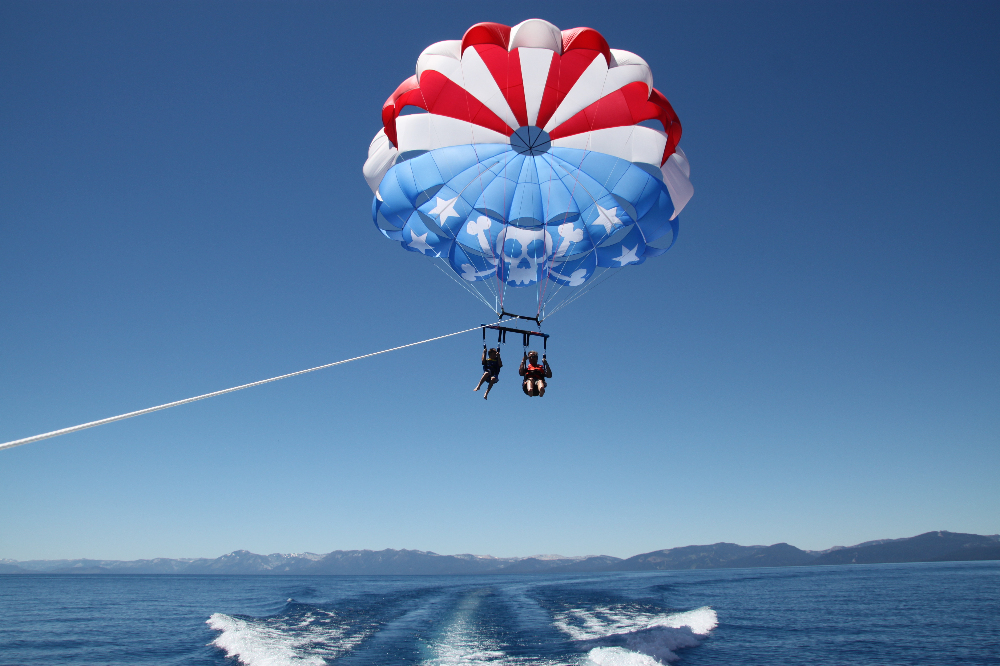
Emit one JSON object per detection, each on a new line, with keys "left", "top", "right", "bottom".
{"left": 377, "top": 165, "right": 419, "bottom": 230}
{"left": 371, "top": 195, "right": 403, "bottom": 242}
{"left": 635, "top": 188, "right": 680, "bottom": 258}
{"left": 580, "top": 195, "right": 635, "bottom": 248}
{"left": 596, "top": 225, "right": 647, "bottom": 267}
{"left": 372, "top": 144, "right": 681, "bottom": 288}
{"left": 533, "top": 157, "right": 581, "bottom": 225}
{"left": 640, "top": 220, "right": 679, "bottom": 258}
{"left": 547, "top": 149, "right": 665, "bottom": 223}
{"left": 376, "top": 145, "right": 509, "bottom": 233}
{"left": 545, "top": 154, "right": 610, "bottom": 216}
{"left": 473, "top": 160, "right": 523, "bottom": 222}
{"left": 508, "top": 158, "right": 545, "bottom": 227}
{"left": 400, "top": 211, "right": 453, "bottom": 257}
{"left": 416, "top": 185, "right": 471, "bottom": 238}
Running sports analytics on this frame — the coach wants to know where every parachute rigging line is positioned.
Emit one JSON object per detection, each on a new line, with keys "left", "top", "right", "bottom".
{"left": 427, "top": 256, "right": 497, "bottom": 312}
{"left": 545, "top": 265, "right": 626, "bottom": 320}
{"left": 0, "top": 325, "right": 482, "bottom": 453}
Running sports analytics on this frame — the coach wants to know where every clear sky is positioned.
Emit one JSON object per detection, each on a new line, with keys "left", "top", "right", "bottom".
{"left": 1, "top": 0, "right": 997, "bottom": 561}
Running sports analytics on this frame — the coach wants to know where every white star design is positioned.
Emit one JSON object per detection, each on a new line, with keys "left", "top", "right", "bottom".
{"left": 614, "top": 245, "right": 640, "bottom": 265}
{"left": 429, "top": 196, "right": 461, "bottom": 224}
{"left": 592, "top": 204, "right": 622, "bottom": 236}
{"left": 408, "top": 230, "right": 433, "bottom": 254}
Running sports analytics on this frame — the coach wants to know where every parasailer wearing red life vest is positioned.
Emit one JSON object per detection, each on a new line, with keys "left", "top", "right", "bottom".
{"left": 520, "top": 350, "right": 552, "bottom": 397}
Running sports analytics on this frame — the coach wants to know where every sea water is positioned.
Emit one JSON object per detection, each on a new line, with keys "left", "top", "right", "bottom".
{"left": 0, "top": 562, "right": 997, "bottom": 665}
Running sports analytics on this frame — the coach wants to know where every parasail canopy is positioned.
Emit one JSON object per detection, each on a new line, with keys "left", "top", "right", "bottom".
{"left": 362, "top": 19, "right": 693, "bottom": 319}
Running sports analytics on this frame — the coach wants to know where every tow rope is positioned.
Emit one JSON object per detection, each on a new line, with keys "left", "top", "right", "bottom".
{"left": 0, "top": 325, "right": 482, "bottom": 452}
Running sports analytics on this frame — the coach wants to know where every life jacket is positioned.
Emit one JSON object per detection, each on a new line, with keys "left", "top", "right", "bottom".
{"left": 525, "top": 362, "right": 546, "bottom": 380}
{"left": 483, "top": 358, "right": 501, "bottom": 375}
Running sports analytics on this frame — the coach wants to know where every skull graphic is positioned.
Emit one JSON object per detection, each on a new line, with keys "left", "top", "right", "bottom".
{"left": 499, "top": 227, "right": 552, "bottom": 286}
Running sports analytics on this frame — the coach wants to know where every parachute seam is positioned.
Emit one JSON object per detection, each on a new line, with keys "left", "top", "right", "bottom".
{"left": 540, "top": 152, "right": 605, "bottom": 312}
{"left": 537, "top": 57, "right": 611, "bottom": 318}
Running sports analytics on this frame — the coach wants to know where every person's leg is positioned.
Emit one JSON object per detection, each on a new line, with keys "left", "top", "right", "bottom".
{"left": 483, "top": 376, "right": 497, "bottom": 399}
{"left": 529, "top": 379, "right": 539, "bottom": 396}
{"left": 474, "top": 371, "right": 489, "bottom": 391}
{"left": 522, "top": 380, "right": 531, "bottom": 395}
{"left": 537, "top": 379, "right": 546, "bottom": 397}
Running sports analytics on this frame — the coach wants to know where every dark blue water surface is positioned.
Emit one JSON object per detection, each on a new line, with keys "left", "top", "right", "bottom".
{"left": 1, "top": 562, "right": 997, "bottom": 665}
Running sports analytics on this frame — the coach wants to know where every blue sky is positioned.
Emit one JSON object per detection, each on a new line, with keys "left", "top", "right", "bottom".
{"left": 1, "top": 0, "right": 997, "bottom": 561}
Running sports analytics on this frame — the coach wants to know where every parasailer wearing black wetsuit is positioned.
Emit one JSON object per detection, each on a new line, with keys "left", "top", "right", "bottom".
{"left": 474, "top": 347, "right": 502, "bottom": 400}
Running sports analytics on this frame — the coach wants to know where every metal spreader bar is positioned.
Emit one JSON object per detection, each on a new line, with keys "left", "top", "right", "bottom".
{"left": 482, "top": 324, "right": 549, "bottom": 350}
{"left": 498, "top": 310, "right": 541, "bottom": 325}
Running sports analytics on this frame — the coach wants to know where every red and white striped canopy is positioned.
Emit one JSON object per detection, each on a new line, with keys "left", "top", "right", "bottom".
{"left": 364, "top": 19, "right": 692, "bottom": 216}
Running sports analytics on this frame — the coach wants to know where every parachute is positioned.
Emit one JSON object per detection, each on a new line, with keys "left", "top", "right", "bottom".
{"left": 363, "top": 19, "right": 693, "bottom": 321}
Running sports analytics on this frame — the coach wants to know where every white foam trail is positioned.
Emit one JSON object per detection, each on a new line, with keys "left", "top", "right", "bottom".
{"left": 646, "top": 608, "right": 717, "bottom": 636}
{"left": 208, "top": 610, "right": 370, "bottom": 666}
{"left": 554, "top": 606, "right": 718, "bottom": 665}
{"left": 584, "top": 646, "right": 662, "bottom": 666}
{"left": 421, "top": 591, "right": 510, "bottom": 666}
{"left": 553, "top": 606, "right": 717, "bottom": 641}
{"left": 420, "top": 589, "right": 562, "bottom": 666}
{"left": 208, "top": 614, "right": 324, "bottom": 666}
{"left": 423, "top": 615, "right": 509, "bottom": 665}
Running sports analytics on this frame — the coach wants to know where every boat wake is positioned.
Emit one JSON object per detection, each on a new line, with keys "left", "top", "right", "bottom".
{"left": 208, "top": 603, "right": 372, "bottom": 666}
{"left": 420, "top": 588, "right": 518, "bottom": 666}
{"left": 206, "top": 579, "right": 716, "bottom": 665}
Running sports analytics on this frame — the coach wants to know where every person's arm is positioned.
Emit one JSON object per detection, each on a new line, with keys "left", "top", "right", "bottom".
{"left": 481, "top": 349, "right": 487, "bottom": 364}
{"left": 519, "top": 354, "right": 527, "bottom": 376}
{"left": 497, "top": 354, "right": 503, "bottom": 369}
{"left": 543, "top": 358, "right": 552, "bottom": 378}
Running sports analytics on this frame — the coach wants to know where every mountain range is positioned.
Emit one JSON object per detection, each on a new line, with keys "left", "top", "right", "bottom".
{"left": 2, "top": 531, "right": 997, "bottom": 575}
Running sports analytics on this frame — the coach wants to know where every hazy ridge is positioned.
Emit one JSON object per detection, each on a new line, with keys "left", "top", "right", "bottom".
{"left": 3, "top": 531, "right": 997, "bottom": 575}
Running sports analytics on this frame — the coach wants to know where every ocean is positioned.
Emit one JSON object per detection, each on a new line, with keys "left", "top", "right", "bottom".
{"left": 0, "top": 561, "right": 997, "bottom": 665}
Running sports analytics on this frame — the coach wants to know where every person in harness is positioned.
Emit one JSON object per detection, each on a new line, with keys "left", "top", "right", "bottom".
{"left": 519, "top": 350, "right": 552, "bottom": 397}
{"left": 474, "top": 346, "right": 502, "bottom": 400}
